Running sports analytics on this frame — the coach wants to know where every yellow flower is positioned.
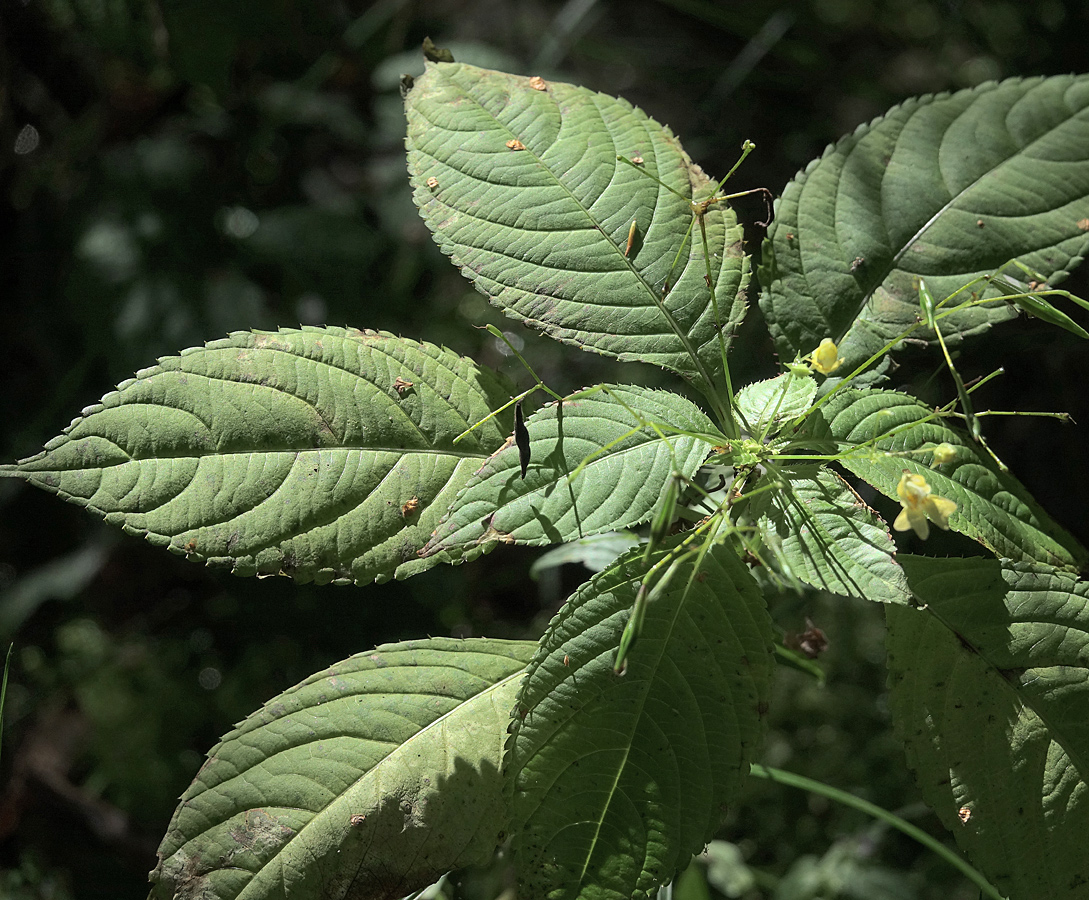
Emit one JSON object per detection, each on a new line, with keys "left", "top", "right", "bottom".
{"left": 811, "top": 338, "right": 845, "bottom": 375}
{"left": 894, "top": 470, "right": 957, "bottom": 540}
{"left": 930, "top": 443, "right": 956, "bottom": 465}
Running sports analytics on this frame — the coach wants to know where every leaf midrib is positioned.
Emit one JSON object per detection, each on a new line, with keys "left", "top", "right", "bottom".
{"left": 427, "top": 64, "right": 720, "bottom": 389}
{"left": 223, "top": 667, "right": 526, "bottom": 900}
{"left": 834, "top": 78, "right": 1089, "bottom": 337}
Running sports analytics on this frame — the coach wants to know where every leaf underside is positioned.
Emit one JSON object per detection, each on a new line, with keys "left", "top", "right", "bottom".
{"left": 7, "top": 327, "right": 515, "bottom": 586}
{"left": 803, "top": 388, "right": 1088, "bottom": 570}
{"left": 405, "top": 61, "right": 749, "bottom": 394}
{"left": 752, "top": 465, "right": 910, "bottom": 604}
{"left": 507, "top": 540, "right": 774, "bottom": 900}
{"left": 760, "top": 74, "right": 1089, "bottom": 372}
{"left": 149, "top": 638, "right": 537, "bottom": 900}
{"left": 888, "top": 556, "right": 1089, "bottom": 900}
{"left": 735, "top": 370, "right": 817, "bottom": 438}
{"left": 425, "top": 385, "right": 716, "bottom": 556}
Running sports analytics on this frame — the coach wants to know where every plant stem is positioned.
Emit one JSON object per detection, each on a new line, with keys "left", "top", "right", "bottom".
{"left": 748, "top": 764, "right": 1006, "bottom": 900}
{"left": 0, "top": 643, "right": 12, "bottom": 771}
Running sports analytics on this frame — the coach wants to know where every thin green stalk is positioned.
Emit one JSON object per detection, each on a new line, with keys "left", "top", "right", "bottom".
{"left": 749, "top": 764, "right": 1006, "bottom": 900}
{"left": 0, "top": 643, "right": 12, "bottom": 771}
{"left": 453, "top": 324, "right": 565, "bottom": 444}
{"left": 484, "top": 324, "right": 565, "bottom": 402}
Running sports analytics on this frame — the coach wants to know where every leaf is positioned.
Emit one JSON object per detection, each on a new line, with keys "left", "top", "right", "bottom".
{"left": 887, "top": 556, "right": 1089, "bottom": 900}
{"left": 507, "top": 540, "right": 775, "bottom": 900}
{"left": 424, "top": 385, "right": 717, "bottom": 555}
{"left": 404, "top": 62, "right": 749, "bottom": 395}
{"left": 760, "top": 74, "right": 1089, "bottom": 372}
{"left": 751, "top": 465, "right": 910, "bottom": 604}
{"left": 735, "top": 370, "right": 817, "bottom": 439}
{"left": 3, "top": 327, "right": 514, "bottom": 586}
{"left": 801, "top": 388, "right": 1087, "bottom": 570}
{"left": 529, "top": 532, "right": 641, "bottom": 578}
{"left": 149, "top": 638, "right": 536, "bottom": 900}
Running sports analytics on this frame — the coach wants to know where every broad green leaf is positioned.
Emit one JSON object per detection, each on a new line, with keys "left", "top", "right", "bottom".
{"left": 751, "top": 465, "right": 910, "bottom": 604}
{"left": 735, "top": 370, "right": 817, "bottom": 439}
{"left": 760, "top": 74, "right": 1089, "bottom": 372}
{"left": 507, "top": 540, "right": 774, "bottom": 900}
{"left": 802, "top": 388, "right": 1087, "bottom": 570}
{"left": 3, "top": 328, "right": 514, "bottom": 586}
{"left": 424, "top": 385, "right": 717, "bottom": 555}
{"left": 404, "top": 61, "right": 749, "bottom": 395}
{"left": 887, "top": 556, "right": 1089, "bottom": 900}
{"left": 149, "top": 638, "right": 536, "bottom": 900}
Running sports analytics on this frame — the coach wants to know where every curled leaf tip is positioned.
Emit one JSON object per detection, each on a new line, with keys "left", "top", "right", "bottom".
{"left": 893, "top": 470, "right": 957, "bottom": 540}
{"left": 810, "top": 338, "right": 845, "bottom": 375}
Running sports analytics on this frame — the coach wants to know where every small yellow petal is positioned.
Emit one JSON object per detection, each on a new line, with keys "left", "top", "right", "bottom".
{"left": 925, "top": 495, "right": 958, "bottom": 530}
{"left": 907, "top": 509, "right": 930, "bottom": 540}
{"left": 811, "top": 338, "right": 845, "bottom": 375}
{"left": 894, "top": 470, "right": 954, "bottom": 539}
{"left": 896, "top": 471, "right": 931, "bottom": 508}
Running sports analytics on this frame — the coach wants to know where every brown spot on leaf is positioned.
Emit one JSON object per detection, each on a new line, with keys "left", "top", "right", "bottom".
{"left": 1078, "top": 218, "right": 1089, "bottom": 231}
{"left": 481, "top": 523, "right": 516, "bottom": 544}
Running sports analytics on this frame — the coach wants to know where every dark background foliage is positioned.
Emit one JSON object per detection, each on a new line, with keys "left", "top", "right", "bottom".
{"left": 1, "top": 1, "right": 1087, "bottom": 897}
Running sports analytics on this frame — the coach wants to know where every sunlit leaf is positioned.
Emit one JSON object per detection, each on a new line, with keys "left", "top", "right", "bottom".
{"left": 507, "top": 540, "right": 774, "bottom": 899}
{"left": 735, "top": 370, "right": 817, "bottom": 438}
{"left": 751, "top": 465, "right": 910, "bottom": 604}
{"left": 801, "top": 388, "right": 1087, "bottom": 570}
{"left": 2, "top": 328, "right": 514, "bottom": 585}
{"left": 424, "top": 385, "right": 716, "bottom": 555}
{"left": 149, "top": 638, "right": 535, "bottom": 900}
{"left": 405, "top": 61, "right": 749, "bottom": 394}
{"left": 760, "top": 74, "right": 1089, "bottom": 373}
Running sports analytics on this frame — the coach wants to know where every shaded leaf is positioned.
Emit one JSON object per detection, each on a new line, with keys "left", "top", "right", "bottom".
{"left": 149, "top": 638, "right": 536, "bottom": 900}
{"left": 507, "top": 540, "right": 774, "bottom": 900}
{"left": 3, "top": 327, "right": 514, "bottom": 585}
{"left": 751, "top": 465, "right": 910, "bottom": 604}
{"left": 888, "top": 556, "right": 1089, "bottom": 900}
{"left": 424, "top": 386, "right": 716, "bottom": 555}
{"left": 760, "top": 74, "right": 1089, "bottom": 372}
{"left": 405, "top": 62, "right": 749, "bottom": 394}
{"left": 529, "top": 531, "right": 641, "bottom": 578}
{"left": 801, "top": 388, "right": 1087, "bottom": 570}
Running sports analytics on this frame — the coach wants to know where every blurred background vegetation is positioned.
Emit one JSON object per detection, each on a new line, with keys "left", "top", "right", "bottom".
{"left": 2, "top": 1, "right": 1088, "bottom": 897}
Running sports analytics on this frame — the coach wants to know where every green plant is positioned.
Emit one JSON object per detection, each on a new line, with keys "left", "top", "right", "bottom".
{"left": 4, "top": 46, "right": 1089, "bottom": 900}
